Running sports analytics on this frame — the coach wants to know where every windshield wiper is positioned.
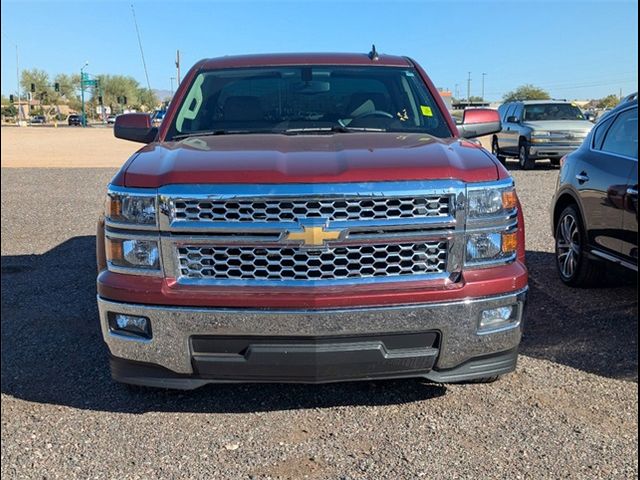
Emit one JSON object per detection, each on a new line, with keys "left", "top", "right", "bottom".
{"left": 172, "top": 129, "right": 257, "bottom": 140}
{"left": 280, "top": 125, "right": 386, "bottom": 135}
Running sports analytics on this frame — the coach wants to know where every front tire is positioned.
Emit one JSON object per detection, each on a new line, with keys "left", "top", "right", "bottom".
{"left": 491, "top": 137, "right": 506, "bottom": 164}
{"left": 555, "top": 205, "right": 602, "bottom": 287}
{"left": 518, "top": 141, "right": 535, "bottom": 170}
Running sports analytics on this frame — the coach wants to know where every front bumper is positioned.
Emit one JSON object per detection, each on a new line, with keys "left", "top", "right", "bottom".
{"left": 98, "top": 287, "right": 527, "bottom": 387}
{"left": 529, "top": 143, "right": 582, "bottom": 159}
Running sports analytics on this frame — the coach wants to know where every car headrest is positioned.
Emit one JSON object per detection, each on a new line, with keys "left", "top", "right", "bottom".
{"left": 347, "top": 92, "right": 391, "bottom": 115}
{"left": 223, "top": 96, "right": 264, "bottom": 122}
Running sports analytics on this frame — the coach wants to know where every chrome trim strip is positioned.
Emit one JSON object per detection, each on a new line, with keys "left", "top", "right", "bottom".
{"left": 465, "top": 178, "right": 514, "bottom": 191}
{"left": 590, "top": 249, "right": 638, "bottom": 271}
{"left": 164, "top": 215, "right": 457, "bottom": 233}
{"left": 175, "top": 272, "right": 452, "bottom": 288}
{"left": 158, "top": 180, "right": 467, "bottom": 198}
{"left": 466, "top": 210, "right": 518, "bottom": 230}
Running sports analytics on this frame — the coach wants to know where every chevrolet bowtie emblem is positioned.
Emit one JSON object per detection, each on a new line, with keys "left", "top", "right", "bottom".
{"left": 285, "top": 225, "right": 342, "bottom": 246}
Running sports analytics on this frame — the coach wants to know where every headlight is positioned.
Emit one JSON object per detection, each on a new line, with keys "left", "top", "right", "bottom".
{"left": 530, "top": 130, "right": 551, "bottom": 143}
{"left": 467, "top": 186, "right": 517, "bottom": 217}
{"left": 106, "top": 190, "right": 157, "bottom": 225}
{"left": 106, "top": 237, "right": 160, "bottom": 271}
{"left": 466, "top": 231, "right": 518, "bottom": 265}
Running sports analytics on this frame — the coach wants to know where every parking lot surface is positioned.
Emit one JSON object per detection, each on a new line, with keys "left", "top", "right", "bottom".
{"left": 1, "top": 128, "right": 637, "bottom": 479}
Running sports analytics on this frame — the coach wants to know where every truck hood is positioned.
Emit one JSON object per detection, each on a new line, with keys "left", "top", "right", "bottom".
{"left": 120, "top": 133, "right": 500, "bottom": 187}
{"left": 523, "top": 120, "right": 594, "bottom": 132}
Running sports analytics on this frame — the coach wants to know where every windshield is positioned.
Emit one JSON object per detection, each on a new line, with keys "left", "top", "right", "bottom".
{"left": 523, "top": 103, "right": 585, "bottom": 121}
{"left": 166, "top": 66, "right": 451, "bottom": 140}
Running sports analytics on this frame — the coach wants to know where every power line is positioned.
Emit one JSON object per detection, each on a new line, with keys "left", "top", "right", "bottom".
{"left": 131, "top": 4, "right": 152, "bottom": 93}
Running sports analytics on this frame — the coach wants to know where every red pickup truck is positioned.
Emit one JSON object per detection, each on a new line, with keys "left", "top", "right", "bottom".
{"left": 97, "top": 51, "right": 527, "bottom": 389}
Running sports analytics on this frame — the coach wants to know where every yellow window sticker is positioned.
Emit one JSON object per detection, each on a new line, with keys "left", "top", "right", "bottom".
{"left": 420, "top": 105, "right": 433, "bottom": 117}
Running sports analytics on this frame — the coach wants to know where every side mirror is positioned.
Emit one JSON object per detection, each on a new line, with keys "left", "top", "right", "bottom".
{"left": 457, "top": 108, "right": 502, "bottom": 139}
{"left": 506, "top": 115, "right": 520, "bottom": 123}
{"left": 114, "top": 113, "right": 158, "bottom": 143}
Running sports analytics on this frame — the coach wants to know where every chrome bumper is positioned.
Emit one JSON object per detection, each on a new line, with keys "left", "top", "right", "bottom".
{"left": 98, "top": 287, "right": 527, "bottom": 376}
{"left": 529, "top": 144, "right": 581, "bottom": 158}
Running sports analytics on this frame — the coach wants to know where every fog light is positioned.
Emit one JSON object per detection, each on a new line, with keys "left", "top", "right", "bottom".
{"left": 479, "top": 306, "right": 515, "bottom": 331}
{"left": 109, "top": 313, "right": 151, "bottom": 338}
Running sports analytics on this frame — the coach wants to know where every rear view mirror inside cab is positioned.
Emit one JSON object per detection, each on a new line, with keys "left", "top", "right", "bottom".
{"left": 292, "top": 81, "right": 331, "bottom": 94}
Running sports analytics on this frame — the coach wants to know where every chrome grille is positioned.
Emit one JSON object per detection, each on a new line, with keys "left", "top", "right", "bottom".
{"left": 171, "top": 196, "right": 451, "bottom": 223}
{"left": 550, "top": 131, "right": 587, "bottom": 140}
{"left": 177, "top": 241, "right": 448, "bottom": 282}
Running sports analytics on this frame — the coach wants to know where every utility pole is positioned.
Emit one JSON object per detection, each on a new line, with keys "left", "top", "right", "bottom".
{"left": 481, "top": 73, "right": 487, "bottom": 102}
{"left": 176, "top": 50, "right": 181, "bottom": 85}
{"left": 467, "top": 72, "right": 471, "bottom": 107}
{"left": 15, "top": 44, "right": 22, "bottom": 124}
{"left": 454, "top": 83, "right": 459, "bottom": 99}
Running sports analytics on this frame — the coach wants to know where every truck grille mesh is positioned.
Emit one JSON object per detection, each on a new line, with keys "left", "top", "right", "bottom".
{"left": 171, "top": 196, "right": 450, "bottom": 223}
{"left": 177, "top": 241, "right": 448, "bottom": 282}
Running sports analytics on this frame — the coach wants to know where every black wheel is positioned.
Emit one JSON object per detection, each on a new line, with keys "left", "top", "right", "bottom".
{"left": 491, "top": 137, "right": 506, "bottom": 164}
{"left": 555, "top": 205, "right": 602, "bottom": 287}
{"left": 518, "top": 141, "right": 535, "bottom": 170}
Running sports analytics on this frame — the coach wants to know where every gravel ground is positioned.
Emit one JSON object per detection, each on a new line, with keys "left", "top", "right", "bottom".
{"left": 1, "top": 159, "right": 637, "bottom": 479}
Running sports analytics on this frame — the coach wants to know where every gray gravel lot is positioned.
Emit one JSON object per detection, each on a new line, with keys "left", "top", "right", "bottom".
{"left": 1, "top": 161, "right": 637, "bottom": 479}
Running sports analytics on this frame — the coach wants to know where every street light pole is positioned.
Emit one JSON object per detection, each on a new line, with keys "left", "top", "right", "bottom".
{"left": 80, "top": 61, "right": 89, "bottom": 127}
{"left": 482, "top": 73, "right": 487, "bottom": 102}
{"left": 467, "top": 72, "right": 471, "bottom": 107}
{"left": 15, "top": 44, "right": 22, "bottom": 125}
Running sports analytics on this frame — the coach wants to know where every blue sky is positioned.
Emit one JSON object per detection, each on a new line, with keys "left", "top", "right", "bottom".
{"left": 1, "top": 0, "right": 638, "bottom": 101}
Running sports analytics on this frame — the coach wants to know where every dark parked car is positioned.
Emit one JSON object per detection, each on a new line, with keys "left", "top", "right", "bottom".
{"left": 551, "top": 93, "right": 637, "bottom": 286}
{"left": 68, "top": 114, "right": 82, "bottom": 126}
{"left": 30, "top": 115, "right": 46, "bottom": 124}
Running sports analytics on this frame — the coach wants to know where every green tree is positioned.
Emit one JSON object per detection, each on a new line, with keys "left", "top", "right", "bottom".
{"left": 96, "top": 74, "right": 141, "bottom": 112}
{"left": 1, "top": 95, "right": 9, "bottom": 106}
{"left": 20, "top": 68, "right": 53, "bottom": 102}
{"left": 596, "top": 94, "right": 619, "bottom": 109}
{"left": 53, "top": 73, "right": 80, "bottom": 102}
{"left": 503, "top": 84, "right": 551, "bottom": 102}
{"left": 2, "top": 104, "right": 17, "bottom": 117}
{"left": 136, "top": 87, "right": 158, "bottom": 111}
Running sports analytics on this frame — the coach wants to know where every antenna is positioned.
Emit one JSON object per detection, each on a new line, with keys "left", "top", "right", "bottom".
{"left": 368, "top": 44, "right": 379, "bottom": 61}
{"left": 131, "top": 4, "right": 152, "bottom": 93}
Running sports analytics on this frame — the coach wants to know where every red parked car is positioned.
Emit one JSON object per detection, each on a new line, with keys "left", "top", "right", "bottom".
{"left": 99, "top": 50, "right": 527, "bottom": 389}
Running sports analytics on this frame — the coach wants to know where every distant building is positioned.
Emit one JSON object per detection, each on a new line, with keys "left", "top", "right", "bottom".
{"left": 452, "top": 100, "right": 491, "bottom": 110}
{"left": 438, "top": 89, "right": 453, "bottom": 111}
